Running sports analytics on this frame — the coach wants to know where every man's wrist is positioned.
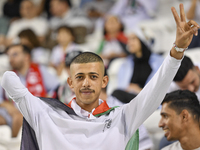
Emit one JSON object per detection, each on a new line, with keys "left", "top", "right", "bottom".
{"left": 173, "top": 42, "right": 188, "bottom": 52}
{"left": 170, "top": 47, "right": 184, "bottom": 60}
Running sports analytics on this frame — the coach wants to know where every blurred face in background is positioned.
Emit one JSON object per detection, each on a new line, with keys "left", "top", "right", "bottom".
{"left": 50, "top": 0, "right": 68, "bottom": 17}
{"left": 127, "top": 33, "right": 142, "bottom": 54}
{"left": 7, "top": 45, "right": 28, "bottom": 70}
{"left": 176, "top": 68, "right": 200, "bottom": 93}
{"left": 20, "top": 0, "right": 36, "bottom": 19}
{"left": 57, "top": 28, "right": 74, "bottom": 46}
{"left": 104, "top": 16, "right": 122, "bottom": 34}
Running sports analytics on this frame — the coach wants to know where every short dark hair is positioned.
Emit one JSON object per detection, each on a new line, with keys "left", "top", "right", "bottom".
{"left": 71, "top": 52, "right": 104, "bottom": 64}
{"left": 6, "top": 44, "right": 31, "bottom": 55}
{"left": 173, "top": 56, "right": 194, "bottom": 81}
{"left": 70, "top": 52, "right": 105, "bottom": 74}
{"left": 162, "top": 90, "right": 200, "bottom": 123}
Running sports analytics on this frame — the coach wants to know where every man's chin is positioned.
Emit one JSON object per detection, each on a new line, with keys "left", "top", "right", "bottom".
{"left": 165, "top": 135, "right": 176, "bottom": 141}
{"left": 165, "top": 132, "right": 172, "bottom": 141}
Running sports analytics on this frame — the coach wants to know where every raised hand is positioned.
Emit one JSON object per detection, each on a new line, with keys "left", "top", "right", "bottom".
{"left": 172, "top": 3, "right": 200, "bottom": 49}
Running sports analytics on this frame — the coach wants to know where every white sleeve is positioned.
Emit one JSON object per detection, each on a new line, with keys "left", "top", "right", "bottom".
{"left": 1, "top": 71, "right": 46, "bottom": 129}
{"left": 1, "top": 71, "right": 29, "bottom": 99}
{"left": 122, "top": 54, "right": 182, "bottom": 137}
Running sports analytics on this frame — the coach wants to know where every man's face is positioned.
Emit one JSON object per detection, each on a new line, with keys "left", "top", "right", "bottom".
{"left": 67, "top": 62, "right": 108, "bottom": 111}
{"left": 159, "top": 103, "right": 183, "bottom": 141}
{"left": 127, "top": 33, "right": 141, "bottom": 54}
{"left": 20, "top": 1, "right": 35, "bottom": 19}
{"left": 50, "top": 0, "right": 68, "bottom": 17}
{"left": 105, "top": 16, "right": 122, "bottom": 34}
{"left": 176, "top": 68, "right": 200, "bottom": 93}
{"left": 57, "top": 29, "right": 73, "bottom": 45}
{"left": 7, "top": 46, "right": 26, "bottom": 71}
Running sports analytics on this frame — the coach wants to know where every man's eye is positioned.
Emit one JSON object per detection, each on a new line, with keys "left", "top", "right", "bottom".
{"left": 91, "top": 75, "right": 97, "bottom": 79}
{"left": 164, "top": 115, "right": 168, "bottom": 119}
{"left": 76, "top": 76, "right": 82, "bottom": 79}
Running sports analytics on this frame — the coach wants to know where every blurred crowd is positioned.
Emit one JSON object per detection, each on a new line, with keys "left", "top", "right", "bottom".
{"left": 0, "top": 0, "right": 200, "bottom": 150}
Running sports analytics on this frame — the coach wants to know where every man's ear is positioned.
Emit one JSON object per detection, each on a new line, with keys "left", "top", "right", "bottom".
{"left": 102, "top": 75, "right": 109, "bottom": 88}
{"left": 67, "top": 77, "right": 74, "bottom": 88}
{"left": 181, "top": 109, "right": 189, "bottom": 123}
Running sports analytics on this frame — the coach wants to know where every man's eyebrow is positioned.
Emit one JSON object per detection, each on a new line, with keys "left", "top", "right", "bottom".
{"left": 89, "top": 72, "right": 99, "bottom": 76}
{"left": 160, "top": 112, "right": 168, "bottom": 116}
{"left": 75, "top": 72, "right": 99, "bottom": 76}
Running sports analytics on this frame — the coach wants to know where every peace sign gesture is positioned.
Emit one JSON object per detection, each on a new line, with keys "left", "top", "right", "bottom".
{"left": 170, "top": 4, "right": 200, "bottom": 59}
{"left": 172, "top": 4, "right": 199, "bottom": 49}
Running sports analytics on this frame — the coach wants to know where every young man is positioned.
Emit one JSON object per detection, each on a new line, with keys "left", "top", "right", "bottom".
{"left": 0, "top": 4, "right": 200, "bottom": 150}
{"left": 159, "top": 90, "right": 200, "bottom": 150}
{"left": 160, "top": 55, "right": 200, "bottom": 150}
{"left": 169, "top": 55, "right": 200, "bottom": 100}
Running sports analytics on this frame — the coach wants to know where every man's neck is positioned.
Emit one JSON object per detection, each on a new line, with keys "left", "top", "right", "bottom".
{"left": 18, "top": 63, "right": 30, "bottom": 76}
{"left": 77, "top": 101, "right": 99, "bottom": 113}
{"left": 179, "top": 129, "right": 200, "bottom": 150}
{"left": 61, "top": 42, "right": 71, "bottom": 50}
{"left": 107, "top": 32, "right": 118, "bottom": 39}
{"left": 61, "top": 9, "right": 69, "bottom": 18}
{"left": 24, "top": 15, "right": 35, "bottom": 20}
{"left": 99, "top": 92, "right": 107, "bottom": 101}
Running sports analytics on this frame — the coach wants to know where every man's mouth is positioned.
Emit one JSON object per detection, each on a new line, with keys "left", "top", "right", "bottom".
{"left": 163, "top": 128, "right": 170, "bottom": 137}
{"left": 80, "top": 89, "right": 94, "bottom": 94}
{"left": 163, "top": 129, "right": 168, "bottom": 133}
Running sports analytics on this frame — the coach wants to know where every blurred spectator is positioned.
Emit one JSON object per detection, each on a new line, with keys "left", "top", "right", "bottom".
{"left": 168, "top": 55, "right": 200, "bottom": 100}
{"left": 50, "top": 25, "right": 84, "bottom": 82}
{"left": 49, "top": 0, "right": 92, "bottom": 32}
{"left": 18, "top": 28, "right": 51, "bottom": 65}
{"left": 6, "top": 0, "right": 49, "bottom": 45}
{"left": 2, "top": 43, "right": 60, "bottom": 99}
{"left": 81, "top": 0, "right": 114, "bottom": 30}
{"left": 109, "top": 0, "right": 158, "bottom": 29}
{"left": 185, "top": 0, "right": 200, "bottom": 49}
{"left": 96, "top": 15, "right": 128, "bottom": 67}
{"left": 116, "top": 28, "right": 163, "bottom": 96}
{"left": 0, "top": 43, "right": 60, "bottom": 137}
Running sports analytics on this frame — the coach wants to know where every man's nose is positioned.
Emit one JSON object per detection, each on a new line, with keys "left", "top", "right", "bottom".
{"left": 83, "top": 77, "right": 90, "bottom": 87}
{"left": 158, "top": 119, "right": 164, "bottom": 128}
